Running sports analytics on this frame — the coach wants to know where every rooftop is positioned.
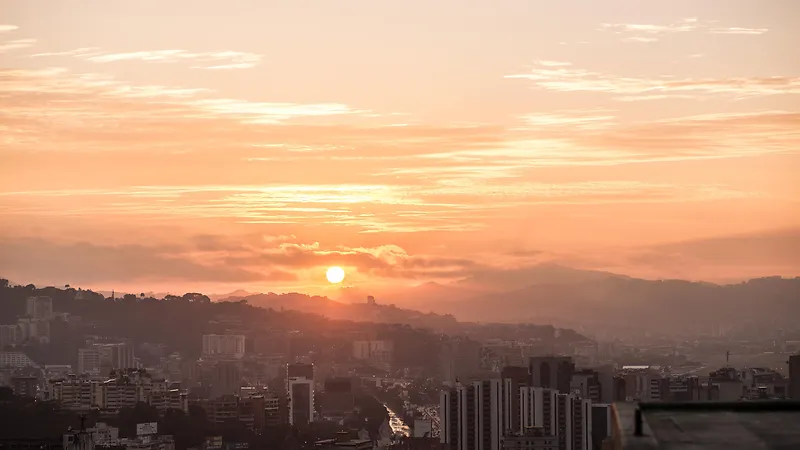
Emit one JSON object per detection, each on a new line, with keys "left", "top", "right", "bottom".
{"left": 614, "top": 401, "right": 800, "bottom": 450}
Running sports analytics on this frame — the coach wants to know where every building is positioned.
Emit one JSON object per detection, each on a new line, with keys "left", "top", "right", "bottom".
{"left": 211, "top": 360, "right": 241, "bottom": 398}
{"left": 665, "top": 376, "right": 701, "bottom": 401}
{"left": 570, "top": 370, "right": 601, "bottom": 402}
{"left": 474, "top": 379, "right": 510, "bottom": 450}
{"left": 205, "top": 395, "right": 239, "bottom": 426}
{"left": 589, "top": 404, "right": 612, "bottom": 450}
{"left": 555, "top": 393, "right": 591, "bottom": 450}
{"left": 0, "top": 351, "right": 36, "bottom": 368}
{"left": 520, "top": 387, "right": 558, "bottom": 436}
{"left": 287, "top": 362, "right": 314, "bottom": 380}
{"left": 440, "top": 379, "right": 513, "bottom": 450}
{"left": 264, "top": 393, "right": 285, "bottom": 427}
{"left": 16, "top": 317, "right": 50, "bottom": 344}
{"left": 0, "top": 324, "right": 20, "bottom": 348}
{"left": 26, "top": 296, "right": 53, "bottom": 320}
{"left": 98, "top": 369, "right": 167, "bottom": 411}
{"left": 352, "top": 340, "right": 394, "bottom": 363}
{"left": 529, "top": 357, "right": 575, "bottom": 394}
{"left": 78, "top": 343, "right": 136, "bottom": 375}
{"left": 788, "top": 354, "right": 800, "bottom": 400}
{"left": 78, "top": 347, "right": 102, "bottom": 375}
{"left": 47, "top": 374, "right": 101, "bottom": 410}
{"left": 202, "top": 334, "right": 246, "bottom": 359}
{"left": 708, "top": 367, "right": 744, "bottom": 401}
{"left": 322, "top": 377, "right": 355, "bottom": 417}
{"left": 440, "top": 387, "right": 459, "bottom": 448}
{"left": 502, "top": 427, "right": 558, "bottom": 450}
{"left": 289, "top": 377, "right": 314, "bottom": 426}
{"left": 10, "top": 376, "right": 38, "bottom": 398}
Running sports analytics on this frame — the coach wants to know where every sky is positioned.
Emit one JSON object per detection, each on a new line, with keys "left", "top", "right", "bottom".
{"left": 0, "top": 0, "right": 798, "bottom": 296}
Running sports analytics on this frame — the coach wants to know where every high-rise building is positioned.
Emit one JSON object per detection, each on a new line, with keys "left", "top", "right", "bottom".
{"left": 789, "top": 354, "right": 800, "bottom": 400}
{"left": 555, "top": 393, "right": 591, "bottom": 450}
{"left": 440, "top": 380, "right": 513, "bottom": 450}
{"left": 288, "top": 377, "right": 314, "bottom": 426}
{"left": 530, "top": 357, "right": 575, "bottom": 393}
{"left": 211, "top": 360, "right": 241, "bottom": 398}
{"left": 440, "top": 387, "right": 459, "bottom": 448}
{"left": 287, "top": 362, "right": 314, "bottom": 380}
{"left": 202, "top": 334, "right": 246, "bottom": 359}
{"left": 474, "top": 379, "right": 511, "bottom": 450}
{"left": 457, "top": 384, "right": 477, "bottom": 450}
{"left": 520, "top": 387, "right": 558, "bottom": 436}
{"left": 590, "top": 404, "right": 612, "bottom": 450}
{"left": 26, "top": 296, "right": 53, "bottom": 320}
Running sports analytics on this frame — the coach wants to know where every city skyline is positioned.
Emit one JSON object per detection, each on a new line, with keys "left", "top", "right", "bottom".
{"left": 1, "top": 0, "right": 798, "bottom": 294}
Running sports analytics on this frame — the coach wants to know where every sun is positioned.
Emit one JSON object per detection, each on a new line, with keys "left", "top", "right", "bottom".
{"left": 326, "top": 266, "right": 345, "bottom": 284}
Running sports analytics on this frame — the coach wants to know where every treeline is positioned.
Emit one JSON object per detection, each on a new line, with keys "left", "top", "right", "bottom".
{"left": 0, "top": 280, "right": 443, "bottom": 370}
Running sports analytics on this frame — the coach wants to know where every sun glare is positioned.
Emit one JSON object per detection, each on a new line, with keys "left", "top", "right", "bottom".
{"left": 326, "top": 266, "right": 345, "bottom": 284}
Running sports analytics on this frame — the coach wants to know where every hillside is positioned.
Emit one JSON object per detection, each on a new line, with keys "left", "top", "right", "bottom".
{"left": 432, "top": 275, "right": 800, "bottom": 337}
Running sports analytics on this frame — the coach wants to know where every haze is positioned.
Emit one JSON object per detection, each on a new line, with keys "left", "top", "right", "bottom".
{"left": 1, "top": 0, "right": 798, "bottom": 296}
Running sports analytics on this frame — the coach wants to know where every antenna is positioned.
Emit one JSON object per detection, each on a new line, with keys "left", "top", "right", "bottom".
{"left": 726, "top": 351, "right": 731, "bottom": 366}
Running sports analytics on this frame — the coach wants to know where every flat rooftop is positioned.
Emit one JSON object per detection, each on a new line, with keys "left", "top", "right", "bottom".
{"left": 614, "top": 401, "right": 800, "bottom": 450}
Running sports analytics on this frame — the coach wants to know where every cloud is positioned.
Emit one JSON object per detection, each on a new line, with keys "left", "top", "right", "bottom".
{"left": 709, "top": 27, "right": 768, "bottom": 35}
{"left": 505, "top": 61, "right": 800, "bottom": 100}
{"left": 34, "top": 48, "right": 263, "bottom": 69}
{"left": 599, "top": 18, "right": 767, "bottom": 42}
{"left": 0, "top": 38, "right": 36, "bottom": 53}
{"left": 0, "top": 25, "right": 18, "bottom": 33}
{"left": 0, "top": 238, "right": 273, "bottom": 285}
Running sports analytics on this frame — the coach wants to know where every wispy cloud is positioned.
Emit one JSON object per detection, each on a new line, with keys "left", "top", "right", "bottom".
{"left": 599, "top": 18, "right": 767, "bottom": 42}
{"left": 0, "top": 25, "right": 18, "bottom": 33}
{"left": 709, "top": 27, "right": 768, "bottom": 35}
{"left": 34, "top": 48, "right": 263, "bottom": 70}
{"left": 505, "top": 61, "right": 800, "bottom": 100}
{"left": 0, "top": 38, "right": 36, "bottom": 53}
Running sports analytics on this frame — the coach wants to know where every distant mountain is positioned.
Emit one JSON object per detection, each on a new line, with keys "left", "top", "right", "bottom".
{"left": 209, "top": 289, "right": 257, "bottom": 301}
{"left": 453, "top": 263, "right": 626, "bottom": 292}
{"left": 433, "top": 275, "right": 800, "bottom": 337}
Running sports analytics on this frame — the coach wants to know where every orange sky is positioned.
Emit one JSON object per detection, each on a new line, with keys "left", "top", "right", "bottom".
{"left": 1, "top": 0, "right": 798, "bottom": 295}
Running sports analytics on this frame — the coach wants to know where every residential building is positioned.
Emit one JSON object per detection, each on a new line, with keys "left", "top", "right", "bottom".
{"left": 0, "top": 324, "right": 20, "bottom": 348}
{"left": 352, "top": 340, "right": 394, "bottom": 363}
{"left": 520, "top": 387, "right": 558, "bottom": 436}
{"left": 555, "top": 393, "right": 591, "bottom": 450}
{"left": 530, "top": 357, "right": 575, "bottom": 394}
{"left": 211, "top": 360, "right": 241, "bottom": 398}
{"left": 47, "top": 374, "right": 102, "bottom": 410}
{"left": 26, "top": 296, "right": 53, "bottom": 320}
{"left": 202, "top": 334, "right": 246, "bottom": 359}
{"left": 0, "top": 351, "right": 36, "bottom": 368}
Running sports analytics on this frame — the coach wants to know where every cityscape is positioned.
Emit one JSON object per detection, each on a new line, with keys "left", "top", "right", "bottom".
{"left": 1, "top": 283, "right": 799, "bottom": 449}
{"left": 1, "top": 0, "right": 798, "bottom": 449}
